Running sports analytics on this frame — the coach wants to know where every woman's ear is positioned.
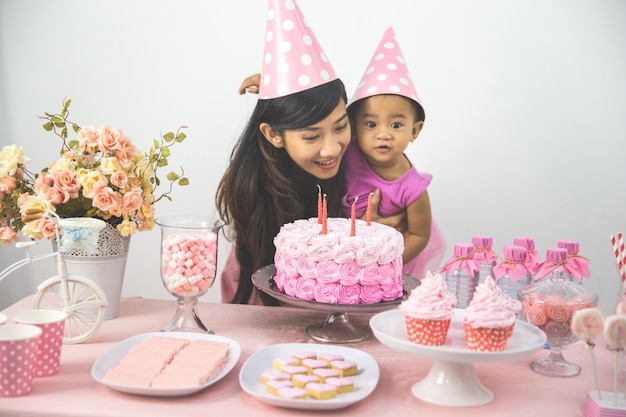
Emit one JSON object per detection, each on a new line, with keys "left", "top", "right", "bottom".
{"left": 259, "top": 123, "right": 283, "bottom": 148}
{"left": 411, "top": 121, "right": 424, "bottom": 142}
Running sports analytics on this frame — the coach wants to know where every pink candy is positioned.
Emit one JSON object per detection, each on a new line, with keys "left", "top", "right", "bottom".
{"left": 161, "top": 233, "right": 218, "bottom": 296}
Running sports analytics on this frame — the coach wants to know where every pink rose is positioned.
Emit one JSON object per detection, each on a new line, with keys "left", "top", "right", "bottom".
{"left": 39, "top": 218, "right": 57, "bottom": 239}
{"left": 109, "top": 171, "right": 128, "bottom": 188}
{"left": 92, "top": 182, "right": 121, "bottom": 213}
{"left": 33, "top": 172, "right": 53, "bottom": 194}
{"left": 0, "top": 226, "right": 19, "bottom": 245}
{"left": 98, "top": 125, "right": 122, "bottom": 153}
{"left": 0, "top": 175, "right": 16, "bottom": 193}
{"left": 17, "top": 192, "right": 30, "bottom": 208}
{"left": 52, "top": 169, "right": 81, "bottom": 198}
{"left": 77, "top": 126, "right": 100, "bottom": 147}
{"left": 44, "top": 187, "right": 69, "bottom": 205}
{"left": 121, "top": 187, "right": 143, "bottom": 213}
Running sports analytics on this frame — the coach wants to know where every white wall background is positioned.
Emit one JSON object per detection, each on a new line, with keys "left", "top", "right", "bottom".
{"left": 1, "top": 0, "right": 625, "bottom": 312}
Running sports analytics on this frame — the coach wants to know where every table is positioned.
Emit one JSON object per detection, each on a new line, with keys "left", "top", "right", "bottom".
{"left": 0, "top": 296, "right": 619, "bottom": 417}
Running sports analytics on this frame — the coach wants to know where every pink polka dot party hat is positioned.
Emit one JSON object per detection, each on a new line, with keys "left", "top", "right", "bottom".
{"left": 350, "top": 27, "right": 422, "bottom": 107}
{"left": 259, "top": 0, "right": 337, "bottom": 100}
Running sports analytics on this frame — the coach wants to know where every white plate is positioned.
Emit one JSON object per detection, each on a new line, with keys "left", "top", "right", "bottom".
{"left": 239, "top": 343, "right": 379, "bottom": 410}
{"left": 370, "top": 309, "right": 546, "bottom": 363}
{"left": 91, "top": 332, "right": 241, "bottom": 397}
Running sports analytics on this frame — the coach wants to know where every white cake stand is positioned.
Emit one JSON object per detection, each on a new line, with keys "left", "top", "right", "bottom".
{"left": 369, "top": 309, "right": 546, "bottom": 407}
{"left": 252, "top": 265, "right": 419, "bottom": 343}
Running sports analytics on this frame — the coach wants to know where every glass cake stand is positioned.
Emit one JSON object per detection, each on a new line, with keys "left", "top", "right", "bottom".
{"left": 252, "top": 264, "right": 419, "bottom": 343}
{"left": 369, "top": 309, "right": 546, "bottom": 407}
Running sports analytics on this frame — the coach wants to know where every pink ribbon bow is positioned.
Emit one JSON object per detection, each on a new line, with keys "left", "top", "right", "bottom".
{"left": 440, "top": 243, "right": 479, "bottom": 276}
{"left": 493, "top": 245, "right": 531, "bottom": 282}
{"left": 471, "top": 236, "right": 498, "bottom": 264}
{"left": 534, "top": 248, "right": 582, "bottom": 280}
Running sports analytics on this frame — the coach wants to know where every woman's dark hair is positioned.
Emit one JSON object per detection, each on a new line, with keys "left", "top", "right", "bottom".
{"left": 216, "top": 78, "right": 348, "bottom": 305}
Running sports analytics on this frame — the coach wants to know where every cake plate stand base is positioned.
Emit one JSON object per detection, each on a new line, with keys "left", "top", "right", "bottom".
{"left": 305, "top": 312, "right": 369, "bottom": 343}
{"left": 411, "top": 360, "right": 493, "bottom": 407}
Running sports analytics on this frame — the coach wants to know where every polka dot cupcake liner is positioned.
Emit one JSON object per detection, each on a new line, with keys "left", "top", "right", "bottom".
{"left": 405, "top": 316, "right": 451, "bottom": 346}
{"left": 463, "top": 323, "right": 514, "bottom": 352}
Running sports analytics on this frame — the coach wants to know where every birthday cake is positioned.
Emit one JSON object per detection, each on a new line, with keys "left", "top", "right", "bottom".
{"left": 273, "top": 217, "right": 404, "bottom": 304}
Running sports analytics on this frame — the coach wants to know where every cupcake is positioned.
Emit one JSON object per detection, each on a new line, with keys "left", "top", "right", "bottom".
{"left": 399, "top": 271, "right": 457, "bottom": 345}
{"left": 462, "top": 276, "right": 516, "bottom": 351}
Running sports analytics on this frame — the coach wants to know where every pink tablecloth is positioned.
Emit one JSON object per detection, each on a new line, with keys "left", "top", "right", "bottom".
{"left": 0, "top": 296, "right": 620, "bottom": 417}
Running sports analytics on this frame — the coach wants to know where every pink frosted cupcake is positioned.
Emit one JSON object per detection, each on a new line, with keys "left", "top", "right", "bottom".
{"left": 399, "top": 271, "right": 457, "bottom": 345}
{"left": 462, "top": 276, "right": 516, "bottom": 351}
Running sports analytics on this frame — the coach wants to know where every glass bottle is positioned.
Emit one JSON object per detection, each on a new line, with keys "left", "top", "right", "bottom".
{"left": 471, "top": 235, "right": 498, "bottom": 284}
{"left": 493, "top": 245, "right": 532, "bottom": 316}
{"left": 513, "top": 237, "right": 540, "bottom": 277}
{"left": 441, "top": 243, "right": 479, "bottom": 309}
{"left": 557, "top": 239, "right": 590, "bottom": 284}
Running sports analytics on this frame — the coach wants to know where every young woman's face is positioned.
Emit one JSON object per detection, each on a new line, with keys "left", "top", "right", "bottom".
{"left": 262, "top": 100, "right": 351, "bottom": 180}
{"left": 352, "top": 95, "right": 423, "bottom": 169}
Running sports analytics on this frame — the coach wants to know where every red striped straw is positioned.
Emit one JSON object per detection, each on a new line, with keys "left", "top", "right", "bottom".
{"left": 611, "top": 234, "right": 626, "bottom": 284}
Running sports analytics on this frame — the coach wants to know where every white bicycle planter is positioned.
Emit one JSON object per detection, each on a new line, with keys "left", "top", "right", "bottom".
{"left": 1, "top": 211, "right": 108, "bottom": 344}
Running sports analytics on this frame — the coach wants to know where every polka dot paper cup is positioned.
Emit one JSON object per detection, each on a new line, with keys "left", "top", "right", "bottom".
{"left": 13, "top": 309, "right": 67, "bottom": 377}
{"left": 0, "top": 324, "right": 42, "bottom": 397}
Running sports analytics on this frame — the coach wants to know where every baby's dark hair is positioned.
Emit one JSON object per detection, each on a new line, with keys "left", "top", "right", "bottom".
{"left": 348, "top": 94, "right": 425, "bottom": 123}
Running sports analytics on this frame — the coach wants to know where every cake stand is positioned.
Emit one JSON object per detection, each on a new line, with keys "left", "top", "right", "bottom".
{"left": 369, "top": 309, "right": 546, "bottom": 407}
{"left": 252, "top": 265, "right": 419, "bottom": 343}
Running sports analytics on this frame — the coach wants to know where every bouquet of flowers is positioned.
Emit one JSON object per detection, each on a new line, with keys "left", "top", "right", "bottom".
{"left": 0, "top": 99, "right": 189, "bottom": 244}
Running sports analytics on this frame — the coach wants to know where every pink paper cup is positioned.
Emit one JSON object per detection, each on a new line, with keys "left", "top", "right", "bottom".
{"left": 0, "top": 324, "right": 42, "bottom": 397}
{"left": 13, "top": 309, "right": 67, "bottom": 377}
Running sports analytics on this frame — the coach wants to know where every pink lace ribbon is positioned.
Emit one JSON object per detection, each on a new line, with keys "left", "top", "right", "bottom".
{"left": 471, "top": 236, "right": 498, "bottom": 264}
{"left": 440, "top": 243, "right": 479, "bottom": 276}
{"left": 493, "top": 245, "right": 531, "bottom": 281}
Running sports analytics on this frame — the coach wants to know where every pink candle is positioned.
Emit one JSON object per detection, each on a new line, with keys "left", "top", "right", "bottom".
{"left": 321, "top": 194, "right": 327, "bottom": 235}
{"left": 366, "top": 192, "right": 372, "bottom": 226}
{"left": 350, "top": 196, "right": 358, "bottom": 237}
{"left": 317, "top": 185, "right": 322, "bottom": 224}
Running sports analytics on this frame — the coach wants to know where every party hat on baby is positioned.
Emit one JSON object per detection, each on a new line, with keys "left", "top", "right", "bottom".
{"left": 259, "top": 0, "right": 337, "bottom": 100}
{"left": 349, "top": 27, "right": 422, "bottom": 107}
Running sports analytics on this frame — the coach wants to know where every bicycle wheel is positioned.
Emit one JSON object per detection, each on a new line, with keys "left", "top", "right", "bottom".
{"left": 33, "top": 276, "right": 106, "bottom": 344}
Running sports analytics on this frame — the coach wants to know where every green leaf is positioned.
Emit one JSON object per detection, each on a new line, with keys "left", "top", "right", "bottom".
{"left": 61, "top": 126, "right": 68, "bottom": 138}
{"left": 43, "top": 121, "right": 54, "bottom": 131}
{"left": 68, "top": 139, "right": 79, "bottom": 149}
{"left": 153, "top": 139, "right": 159, "bottom": 149}
{"left": 72, "top": 124, "right": 80, "bottom": 133}
{"left": 164, "top": 195, "right": 172, "bottom": 202}
{"left": 178, "top": 178, "right": 189, "bottom": 186}
{"left": 157, "top": 159, "right": 168, "bottom": 167}
{"left": 64, "top": 99, "right": 72, "bottom": 109}
{"left": 161, "top": 146, "right": 171, "bottom": 158}
{"left": 166, "top": 171, "right": 179, "bottom": 181}
{"left": 175, "top": 132, "right": 187, "bottom": 143}
{"left": 155, "top": 177, "right": 161, "bottom": 186}
{"left": 163, "top": 132, "right": 175, "bottom": 143}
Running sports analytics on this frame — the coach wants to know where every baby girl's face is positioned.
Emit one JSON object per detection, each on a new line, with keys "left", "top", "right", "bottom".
{"left": 352, "top": 95, "right": 423, "bottom": 170}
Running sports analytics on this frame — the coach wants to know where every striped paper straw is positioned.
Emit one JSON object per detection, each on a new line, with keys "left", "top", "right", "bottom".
{"left": 620, "top": 234, "right": 626, "bottom": 281}
{"left": 611, "top": 234, "right": 626, "bottom": 284}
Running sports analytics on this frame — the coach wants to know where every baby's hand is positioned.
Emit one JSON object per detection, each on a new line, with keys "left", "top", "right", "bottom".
{"left": 238, "top": 73, "right": 261, "bottom": 95}
{"left": 367, "top": 189, "right": 408, "bottom": 234}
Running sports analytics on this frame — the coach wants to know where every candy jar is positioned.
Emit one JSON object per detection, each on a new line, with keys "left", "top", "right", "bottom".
{"left": 513, "top": 237, "right": 540, "bottom": 276}
{"left": 471, "top": 236, "right": 498, "bottom": 284}
{"left": 440, "top": 243, "right": 479, "bottom": 309}
{"left": 155, "top": 215, "right": 223, "bottom": 333}
{"left": 493, "top": 245, "right": 532, "bottom": 315}
{"left": 518, "top": 247, "right": 598, "bottom": 377}
{"left": 557, "top": 239, "right": 590, "bottom": 284}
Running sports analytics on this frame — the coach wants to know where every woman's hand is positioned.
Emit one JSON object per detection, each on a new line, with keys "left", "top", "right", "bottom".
{"left": 238, "top": 73, "right": 261, "bottom": 95}
{"left": 366, "top": 189, "right": 408, "bottom": 234}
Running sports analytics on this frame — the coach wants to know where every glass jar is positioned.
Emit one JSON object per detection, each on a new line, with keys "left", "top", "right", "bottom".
{"left": 155, "top": 215, "right": 223, "bottom": 333}
{"left": 518, "top": 265, "right": 598, "bottom": 377}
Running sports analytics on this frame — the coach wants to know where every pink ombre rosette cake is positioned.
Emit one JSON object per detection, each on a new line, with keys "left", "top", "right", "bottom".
{"left": 273, "top": 217, "right": 404, "bottom": 304}
{"left": 400, "top": 271, "right": 457, "bottom": 345}
{"left": 462, "top": 276, "right": 516, "bottom": 351}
